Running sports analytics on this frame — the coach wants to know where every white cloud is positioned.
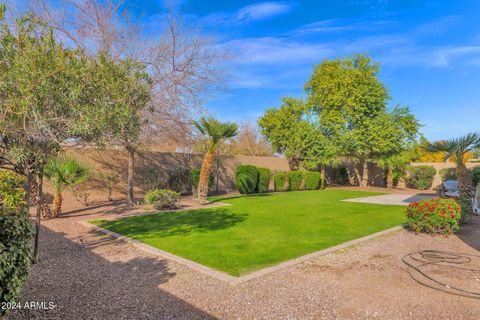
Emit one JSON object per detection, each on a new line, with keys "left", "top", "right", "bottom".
{"left": 200, "top": 2, "right": 293, "bottom": 26}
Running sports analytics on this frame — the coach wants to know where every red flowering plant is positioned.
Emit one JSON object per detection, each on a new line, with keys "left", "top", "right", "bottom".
{"left": 405, "top": 198, "right": 462, "bottom": 235}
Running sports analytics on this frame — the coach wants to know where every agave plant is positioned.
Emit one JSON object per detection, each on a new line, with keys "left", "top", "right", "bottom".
{"left": 423, "top": 133, "right": 480, "bottom": 209}
{"left": 44, "top": 155, "right": 91, "bottom": 217}
{"left": 193, "top": 117, "right": 238, "bottom": 204}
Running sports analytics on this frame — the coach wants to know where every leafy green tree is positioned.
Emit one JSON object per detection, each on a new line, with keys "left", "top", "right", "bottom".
{"left": 92, "top": 55, "right": 151, "bottom": 205}
{"left": 305, "top": 55, "right": 419, "bottom": 186}
{"left": 0, "top": 11, "right": 107, "bottom": 262}
{"left": 423, "top": 133, "right": 480, "bottom": 211}
{"left": 193, "top": 117, "right": 238, "bottom": 204}
{"left": 44, "top": 155, "right": 91, "bottom": 217}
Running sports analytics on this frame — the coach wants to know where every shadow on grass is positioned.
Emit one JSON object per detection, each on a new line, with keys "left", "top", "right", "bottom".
{"left": 209, "top": 193, "right": 272, "bottom": 203}
{"left": 97, "top": 208, "right": 248, "bottom": 238}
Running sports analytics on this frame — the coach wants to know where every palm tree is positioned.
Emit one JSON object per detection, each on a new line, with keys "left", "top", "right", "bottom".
{"left": 423, "top": 133, "right": 480, "bottom": 208}
{"left": 193, "top": 117, "right": 238, "bottom": 204}
{"left": 44, "top": 155, "right": 91, "bottom": 217}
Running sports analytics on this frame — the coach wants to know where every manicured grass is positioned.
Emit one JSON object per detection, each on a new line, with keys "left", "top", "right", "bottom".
{"left": 90, "top": 189, "right": 406, "bottom": 276}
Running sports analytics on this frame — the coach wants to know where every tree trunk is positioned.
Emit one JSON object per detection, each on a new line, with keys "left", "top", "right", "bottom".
{"left": 33, "top": 166, "right": 44, "bottom": 264}
{"left": 127, "top": 148, "right": 135, "bottom": 206}
{"left": 52, "top": 191, "right": 62, "bottom": 217}
{"left": 360, "top": 160, "right": 368, "bottom": 188}
{"left": 24, "top": 168, "right": 34, "bottom": 210}
{"left": 386, "top": 167, "right": 394, "bottom": 190}
{"left": 352, "top": 163, "right": 361, "bottom": 186}
{"left": 320, "top": 165, "right": 326, "bottom": 188}
{"left": 457, "top": 163, "right": 473, "bottom": 211}
{"left": 198, "top": 151, "right": 214, "bottom": 204}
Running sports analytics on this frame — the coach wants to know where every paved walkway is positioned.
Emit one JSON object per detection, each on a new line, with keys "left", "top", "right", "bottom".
{"left": 7, "top": 199, "right": 480, "bottom": 319}
{"left": 343, "top": 193, "right": 437, "bottom": 206}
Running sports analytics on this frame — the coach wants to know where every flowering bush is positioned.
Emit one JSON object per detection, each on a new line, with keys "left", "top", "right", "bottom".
{"left": 405, "top": 198, "right": 462, "bottom": 235}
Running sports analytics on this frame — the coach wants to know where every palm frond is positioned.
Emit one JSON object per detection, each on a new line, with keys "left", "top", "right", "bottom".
{"left": 422, "top": 132, "right": 480, "bottom": 164}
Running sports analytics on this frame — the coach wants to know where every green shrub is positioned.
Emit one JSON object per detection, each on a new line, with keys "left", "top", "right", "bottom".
{"left": 405, "top": 165, "right": 436, "bottom": 190}
{"left": 288, "top": 171, "right": 303, "bottom": 191}
{"left": 334, "top": 166, "right": 349, "bottom": 185}
{"left": 303, "top": 171, "right": 323, "bottom": 190}
{"left": 235, "top": 165, "right": 259, "bottom": 194}
{"left": 1, "top": 172, "right": 34, "bottom": 317}
{"left": 145, "top": 189, "right": 180, "bottom": 209}
{"left": 256, "top": 167, "right": 271, "bottom": 193}
{"left": 274, "top": 172, "right": 288, "bottom": 192}
{"left": 0, "top": 171, "right": 26, "bottom": 210}
{"left": 439, "top": 168, "right": 456, "bottom": 181}
{"left": 168, "top": 166, "right": 191, "bottom": 193}
{"left": 191, "top": 168, "right": 214, "bottom": 194}
{"left": 471, "top": 167, "right": 480, "bottom": 186}
{"left": 405, "top": 198, "right": 462, "bottom": 235}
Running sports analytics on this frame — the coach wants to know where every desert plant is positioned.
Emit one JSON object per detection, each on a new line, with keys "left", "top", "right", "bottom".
{"left": 288, "top": 171, "right": 303, "bottom": 191}
{"left": 423, "top": 133, "right": 480, "bottom": 210}
{"left": 303, "top": 171, "right": 323, "bottom": 190}
{"left": 274, "top": 172, "right": 289, "bottom": 192}
{"left": 100, "top": 173, "right": 119, "bottom": 201}
{"left": 194, "top": 117, "right": 238, "bottom": 204}
{"left": 44, "top": 156, "right": 91, "bottom": 217}
{"left": 256, "top": 167, "right": 271, "bottom": 193}
{"left": 168, "top": 166, "right": 191, "bottom": 193}
{"left": 145, "top": 189, "right": 180, "bottom": 209}
{"left": 405, "top": 198, "right": 462, "bottom": 235}
{"left": 235, "top": 165, "right": 259, "bottom": 194}
{"left": 439, "top": 168, "right": 457, "bottom": 182}
{"left": 405, "top": 165, "right": 436, "bottom": 190}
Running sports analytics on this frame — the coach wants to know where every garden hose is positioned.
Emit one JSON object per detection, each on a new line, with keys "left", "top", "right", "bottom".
{"left": 402, "top": 249, "right": 480, "bottom": 299}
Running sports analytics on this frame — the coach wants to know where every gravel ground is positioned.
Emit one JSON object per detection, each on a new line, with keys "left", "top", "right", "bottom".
{"left": 6, "top": 195, "right": 480, "bottom": 320}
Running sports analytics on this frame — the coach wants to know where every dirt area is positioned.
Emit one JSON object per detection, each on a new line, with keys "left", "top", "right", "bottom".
{"left": 7, "top": 191, "right": 480, "bottom": 320}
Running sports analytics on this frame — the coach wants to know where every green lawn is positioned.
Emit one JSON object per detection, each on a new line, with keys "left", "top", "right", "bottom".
{"left": 90, "top": 189, "right": 406, "bottom": 276}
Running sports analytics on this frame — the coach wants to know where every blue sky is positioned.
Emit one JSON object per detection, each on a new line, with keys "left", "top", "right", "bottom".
{"left": 14, "top": 0, "right": 480, "bottom": 140}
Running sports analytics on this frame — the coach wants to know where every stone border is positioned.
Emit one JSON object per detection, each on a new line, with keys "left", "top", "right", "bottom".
{"left": 79, "top": 219, "right": 405, "bottom": 286}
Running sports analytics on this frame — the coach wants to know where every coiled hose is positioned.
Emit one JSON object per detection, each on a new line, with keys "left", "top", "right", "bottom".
{"left": 403, "top": 249, "right": 480, "bottom": 299}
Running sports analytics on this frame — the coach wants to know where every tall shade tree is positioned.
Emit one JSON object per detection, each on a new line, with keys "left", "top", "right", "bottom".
{"left": 423, "top": 133, "right": 480, "bottom": 209}
{"left": 305, "top": 54, "right": 391, "bottom": 187}
{"left": 0, "top": 12, "right": 106, "bottom": 262}
{"left": 193, "top": 117, "right": 238, "bottom": 204}
{"left": 44, "top": 156, "right": 91, "bottom": 217}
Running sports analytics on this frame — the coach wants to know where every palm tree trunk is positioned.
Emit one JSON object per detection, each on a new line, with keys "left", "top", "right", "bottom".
{"left": 360, "top": 160, "right": 368, "bottom": 187}
{"left": 386, "top": 167, "right": 394, "bottom": 190}
{"left": 52, "top": 191, "right": 62, "bottom": 217}
{"left": 457, "top": 163, "right": 473, "bottom": 211}
{"left": 33, "top": 165, "right": 44, "bottom": 264}
{"left": 127, "top": 148, "right": 135, "bottom": 206}
{"left": 198, "top": 151, "right": 214, "bottom": 204}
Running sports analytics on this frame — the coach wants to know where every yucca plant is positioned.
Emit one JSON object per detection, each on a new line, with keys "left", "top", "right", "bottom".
{"left": 193, "top": 117, "right": 238, "bottom": 204}
{"left": 44, "top": 155, "right": 91, "bottom": 217}
{"left": 423, "top": 133, "right": 480, "bottom": 211}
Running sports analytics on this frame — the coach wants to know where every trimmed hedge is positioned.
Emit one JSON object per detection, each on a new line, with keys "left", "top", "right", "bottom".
{"left": 274, "top": 172, "right": 288, "bottom": 192}
{"left": 1, "top": 172, "right": 33, "bottom": 317}
{"left": 303, "top": 171, "right": 323, "bottom": 190}
{"left": 288, "top": 171, "right": 303, "bottom": 191}
{"left": 405, "top": 165, "right": 436, "bottom": 190}
{"left": 256, "top": 167, "right": 271, "bottom": 193}
{"left": 235, "top": 165, "right": 259, "bottom": 194}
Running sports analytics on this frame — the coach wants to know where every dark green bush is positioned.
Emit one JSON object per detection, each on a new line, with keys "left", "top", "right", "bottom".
{"left": 274, "top": 172, "right": 288, "bottom": 192}
{"left": 471, "top": 167, "right": 480, "bottom": 186}
{"left": 288, "top": 171, "right": 303, "bottom": 191}
{"left": 405, "top": 165, "right": 436, "bottom": 190}
{"left": 303, "top": 171, "right": 323, "bottom": 190}
{"left": 1, "top": 172, "right": 33, "bottom": 317}
{"left": 191, "top": 168, "right": 214, "bottom": 194}
{"left": 168, "top": 166, "right": 191, "bottom": 193}
{"left": 334, "top": 166, "right": 349, "bottom": 185}
{"left": 145, "top": 189, "right": 180, "bottom": 209}
{"left": 439, "top": 168, "right": 456, "bottom": 182}
{"left": 235, "top": 165, "right": 259, "bottom": 194}
{"left": 256, "top": 167, "right": 271, "bottom": 193}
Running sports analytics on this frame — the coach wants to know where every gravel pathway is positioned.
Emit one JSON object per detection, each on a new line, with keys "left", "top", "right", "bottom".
{"left": 6, "top": 198, "right": 480, "bottom": 320}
